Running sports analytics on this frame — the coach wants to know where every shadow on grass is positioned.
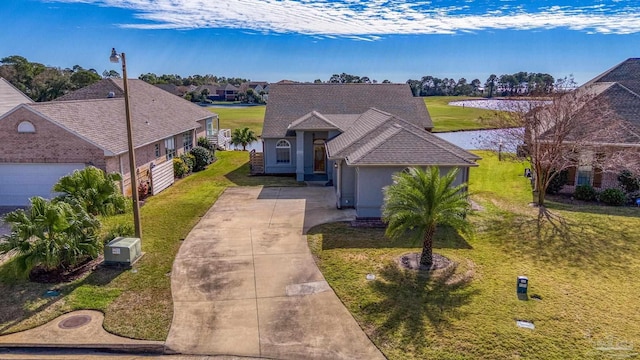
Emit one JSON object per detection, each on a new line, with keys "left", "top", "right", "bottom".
{"left": 224, "top": 161, "right": 302, "bottom": 187}
{"left": 481, "top": 206, "right": 638, "bottom": 271}
{"left": 308, "top": 222, "right": 472, "bottom": 250}
{"left": 363, "top": 262, "right": 479, "bottom": 351}
{"left": 0, "top": 260, "right": 122, "bottom": 334}
{"left": 545, "top": 197, "right": 640, "bottom": 218}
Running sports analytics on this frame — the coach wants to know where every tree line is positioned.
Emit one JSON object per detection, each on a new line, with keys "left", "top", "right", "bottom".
{"left": 0, "top": 55, "right": 116, "bottom": 102}
{"left": 407, "top": 72, "right": 556, "bottom": 97}
{"left": 139, "top": 73, "right": 249, "bottom": 87}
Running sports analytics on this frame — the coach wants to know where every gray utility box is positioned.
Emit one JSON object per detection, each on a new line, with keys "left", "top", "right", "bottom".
{"left": 104, "top": 237, "right": 141, "bottom": 266}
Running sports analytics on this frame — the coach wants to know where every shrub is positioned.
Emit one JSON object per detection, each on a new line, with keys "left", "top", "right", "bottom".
{"left": 599, "top": 188, "right": 626, "bottom": 206}
{"left": 190, "top": 146, "right": 212, "bottom": 172}
{"left": 53, "top": 166, "right": 127, "bottom": 216}
{"left": 617, "top": 170, "right": 640, "bottom": 194}
{"left": 101, "top": 222, "right": 134, "bottom": 244}
{"left": 180, "top": 153, "right": 196, "bottom": 172}
{"left": 197, "top": 136, "right": 215, "bottom": 152}
{"left": 546, "top": 170, "right": 568, "bottom": 194}
{"left": 173, "top": 158, "right": 190, "bottom": 178}
{"left": 0, "top": 197, "right": 101, "bottom": 277}
{"left": 574, "top": 184, "right": 597, "bottom": 201}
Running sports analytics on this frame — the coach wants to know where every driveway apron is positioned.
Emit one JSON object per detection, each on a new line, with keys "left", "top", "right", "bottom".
{"left": 166, "top": 186, "right": 385, "bottom": 360}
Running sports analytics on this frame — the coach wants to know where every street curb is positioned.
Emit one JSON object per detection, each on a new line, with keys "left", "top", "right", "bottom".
{"left": 0, "top": 342, "right": 166, "bottom": 354}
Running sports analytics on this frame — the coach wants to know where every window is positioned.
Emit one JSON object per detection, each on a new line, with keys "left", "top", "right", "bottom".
{"left": 275, "top": 139, "right": 291, "bottom": 164}
{"left": 154, "top": 143, "right": 161, "bottom": 158}
{"left": 205, "top": 118, "right": 215, "bottom": 137}
{"left": 17, "top": 121, "right": 35, "bottom": 133}
{"left": 165, "top": 137, "right": 176, "bottom": 160}
{"left": 576, "top": 165, "right": 593, "bottom": 186}
{"left": 183, "top": 130, "right": 193, "bottom": 152}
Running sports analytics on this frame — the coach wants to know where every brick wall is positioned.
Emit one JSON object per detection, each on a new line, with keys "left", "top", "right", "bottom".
{"left": 0, "top": 107, "right": 106, "bottom": 168}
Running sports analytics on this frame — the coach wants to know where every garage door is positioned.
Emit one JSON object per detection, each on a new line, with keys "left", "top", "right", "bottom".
{"left": 0, "top": 163, "right": 86, "bottom": 206}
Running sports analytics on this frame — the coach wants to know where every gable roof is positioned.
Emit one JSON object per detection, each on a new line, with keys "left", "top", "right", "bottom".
{"left": 263, "top": 83, "right": 433, "bottom": 138}
{"left": 326, "top": 108, "right": 479, "bottom": 166}
{"left": 288, "top": 111, "right": 340, "bottom": 131}
{"left": 16, "top": 78, "right": 215, "bottom": 155}
{"left": 0, "top": 77, "right": 33, "bottom": 115}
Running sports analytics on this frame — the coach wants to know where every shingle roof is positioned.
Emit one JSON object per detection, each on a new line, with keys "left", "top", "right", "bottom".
{"left": 23, "top": 79, "right": 214, "bottom": 155}
{"left": 326, "top": 108, "right": 479, "bottom": 166}
{"left": 0, "top": 77, "right": 33, "bottom": 115}
{"left": 288, "top": 111, "right": 340, "bottom": 131}
{"left": 263, "top": 83, "right": 433, "bottom": 138}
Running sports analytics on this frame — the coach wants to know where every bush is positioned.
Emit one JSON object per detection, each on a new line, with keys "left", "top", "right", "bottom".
{"left": 546, "top": 170, "right": 568, "bottom": 194}
{"left": 101, "top": 222, "right": 134, "bottom": 244}
{"left": 617, "top": 170, "right": 640, "bottom": 194}
{"left": 53, "top": 166, "right": 127, "bottom": 216}
{"left": 574, "top": 184, "right": 597, "bottom": 201}
{"left": 173, "top": 158, "right": 190, "bottom": 178}
{"left": 599, "top": 188, "right": 626, "bottom": 206}
{"left": 180, "top": 153, "right": 196, "bottom": 172}
{"left": 197, "top": 136, "right": 215, "bottom": 152}
{"left": 0, "top": 197, "right": 101, "bottom": 277}
{"left": 190, "top": 146, "right": 212, "bottom": 172}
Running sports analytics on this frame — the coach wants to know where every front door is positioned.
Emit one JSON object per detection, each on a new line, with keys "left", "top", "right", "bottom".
{"left": 313, "top": 140, "right": 326, "bottom": 173}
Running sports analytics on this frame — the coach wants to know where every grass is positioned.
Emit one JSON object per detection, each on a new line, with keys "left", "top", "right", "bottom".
{"left": 425, "top": 96, "right": 498, "bottom": 132}
{"left": 307, "top": 151, "right": 640, "bottom": 359}
{"left": 209, "top": 106, "right": 266, "bottom": 136}
{"left": 0, "top": 151, "right": 301, "bottom": 340}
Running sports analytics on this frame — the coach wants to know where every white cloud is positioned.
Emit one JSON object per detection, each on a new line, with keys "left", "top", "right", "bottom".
{"left": 49, "top": 0, "right": 640, "bottom": 37}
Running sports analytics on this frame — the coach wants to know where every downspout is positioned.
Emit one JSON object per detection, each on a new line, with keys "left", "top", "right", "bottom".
{"left": 118, "top": 154, "right": 125, "bottom": 195}
{"left": 336, "top": 159, "right": 342, "bottom": 209}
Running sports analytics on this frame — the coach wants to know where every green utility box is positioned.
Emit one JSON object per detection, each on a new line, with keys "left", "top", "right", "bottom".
{"left": 104, "top": 237, "right": 141, "bottom": 266}
{"left": 517, "top": 276, "right": 529, "bottom": 295}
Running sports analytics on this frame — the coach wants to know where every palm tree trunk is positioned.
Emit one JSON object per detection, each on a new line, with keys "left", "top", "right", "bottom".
{"left": 420, "top": 225, "right": 436, "bottom": 268}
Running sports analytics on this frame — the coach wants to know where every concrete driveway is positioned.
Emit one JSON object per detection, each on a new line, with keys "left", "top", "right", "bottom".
{"left": 166, "top": 186, "right": 385, "bottom": 360}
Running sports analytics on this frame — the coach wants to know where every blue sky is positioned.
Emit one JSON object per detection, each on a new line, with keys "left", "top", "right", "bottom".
{"left": 2, "top": 0, "right": 640, "bottom": 84}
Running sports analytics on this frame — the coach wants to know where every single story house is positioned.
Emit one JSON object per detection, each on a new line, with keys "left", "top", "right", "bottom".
{"left": 0, "top": 78, "right": 218, "bottom": 206}
{"left": 261, "top": 83, "right": 479, "bottom": 218}
{"left": 541, "top": 58, "right": 640, "bottom": 192}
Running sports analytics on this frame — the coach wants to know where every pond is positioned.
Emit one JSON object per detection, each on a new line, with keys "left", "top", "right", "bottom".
{"left": 199, "top": 103, "right": 264, "bottom": 109}
{"left": 229, "top": 141, "right": 263, "bottom": 152}
{"left": 434, "top": 128, "right": 523, "bottom": 152}
{"left": 448, "top": 99, "right": 550, "bottom": 111}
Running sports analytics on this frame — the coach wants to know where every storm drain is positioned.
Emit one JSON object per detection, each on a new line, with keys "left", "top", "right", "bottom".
{"left": 285, "top": 281, "right": 331, "bottom": 296}
{"left": 58, "top": 315, "right": 92, "bottom": 329}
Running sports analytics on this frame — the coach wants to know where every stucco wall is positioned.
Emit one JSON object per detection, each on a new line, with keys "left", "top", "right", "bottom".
{"left": 354, "top": 166, "right": 468, "bottom": 218}
{"left": 264, "top": 137, "right": 297, "bottom": 174}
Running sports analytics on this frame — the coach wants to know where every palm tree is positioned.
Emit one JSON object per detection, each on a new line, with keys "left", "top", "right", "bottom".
{"left": 382, "top": 167, "right": 471, "bottom": 268}
{"left": 0, "top": 197, "right": 100, "bottom": 277}
{"left": 231, "top": 127, "right": 258, "bottom": 151}
{"left": 53, "top": 166, "right": 126, "bottom": 216}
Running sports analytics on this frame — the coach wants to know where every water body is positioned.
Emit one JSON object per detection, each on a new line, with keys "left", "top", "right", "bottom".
{"left": 200, "top": 103, "right": 263, "bottom": 109}
{"left": 448, "top": 99, "right": 550, "bottom": 111}
{"left": 434, "top": 128, "right": 522, "bottom": 151}
{"left": 229, "top": 141, "right": 264, "bottom": 152}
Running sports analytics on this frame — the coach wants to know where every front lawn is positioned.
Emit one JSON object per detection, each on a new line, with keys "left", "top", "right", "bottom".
{"left": 0, "top": 151, "right": 300, "bottom": 340}
{"left": 308, "top": 151, "right": 640, "bottom": 359}
{"left": 425, "top": 96, "right": 497, "bottom": 132}
{"left": 209, "top": 106, "right": 265, "bottom": 135}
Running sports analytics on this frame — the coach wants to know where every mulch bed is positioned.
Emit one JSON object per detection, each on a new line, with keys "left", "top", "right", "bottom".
{"left": 29, "top": 255, "right": 104, "bottom": 283}
{"left": 397, "top": 252, "right": 454, "bottom": 272}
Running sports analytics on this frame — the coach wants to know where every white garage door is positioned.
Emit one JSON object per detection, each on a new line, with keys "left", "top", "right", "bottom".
{"left": 0, "top": 163, "right": 86, "bottom": 206}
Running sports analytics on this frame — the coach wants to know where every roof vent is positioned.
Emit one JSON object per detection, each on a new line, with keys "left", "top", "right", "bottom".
{"left": 107, "top": 91, "right": 115, "bottom": 98}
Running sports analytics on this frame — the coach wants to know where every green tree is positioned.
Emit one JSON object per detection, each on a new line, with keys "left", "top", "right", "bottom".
{"left": 53, "top": 166, "right": 126, "bottom": 216}
{"left": 231, "top": 127, "right": 258, "bottom": 151}
{"left": 0, "top": 197, "right": 101, "bottom": 277}
{"left": 382, "top": 167, "right": 471, "bottom": 268}
{"left": 485, "top": 74, "right": 497, "bottom": 98}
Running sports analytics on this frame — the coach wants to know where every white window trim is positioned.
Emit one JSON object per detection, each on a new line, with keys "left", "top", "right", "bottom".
{"left": 275, "top": 139, "right": 291, "bottom": 164}
{"left": 183, "top": 130, "right": 193, "bottom": 152}
{"left": 165, "top": 137, "right": 176, "bottom": 160}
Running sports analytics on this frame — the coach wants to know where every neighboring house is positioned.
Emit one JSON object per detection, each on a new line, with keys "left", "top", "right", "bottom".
{"left": 547, "top": 58, "right": 640, "bottom": 192}
{"left": 0, "top": 77, "right": 33, "bottom": 116}
{"left": 195, "top": 84, "right": 223, "bottom": 101}
{"left": 0, "top": 78, "right": 218, "bottom": 206}
{"left": 219, "top": 84, "right": 239, "bottom": 101}
{"left": 239, "top": 82, "right": 269, "bottom": 101}
{"left": 261, "top": 83, "right": 479, "bottom": 218}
